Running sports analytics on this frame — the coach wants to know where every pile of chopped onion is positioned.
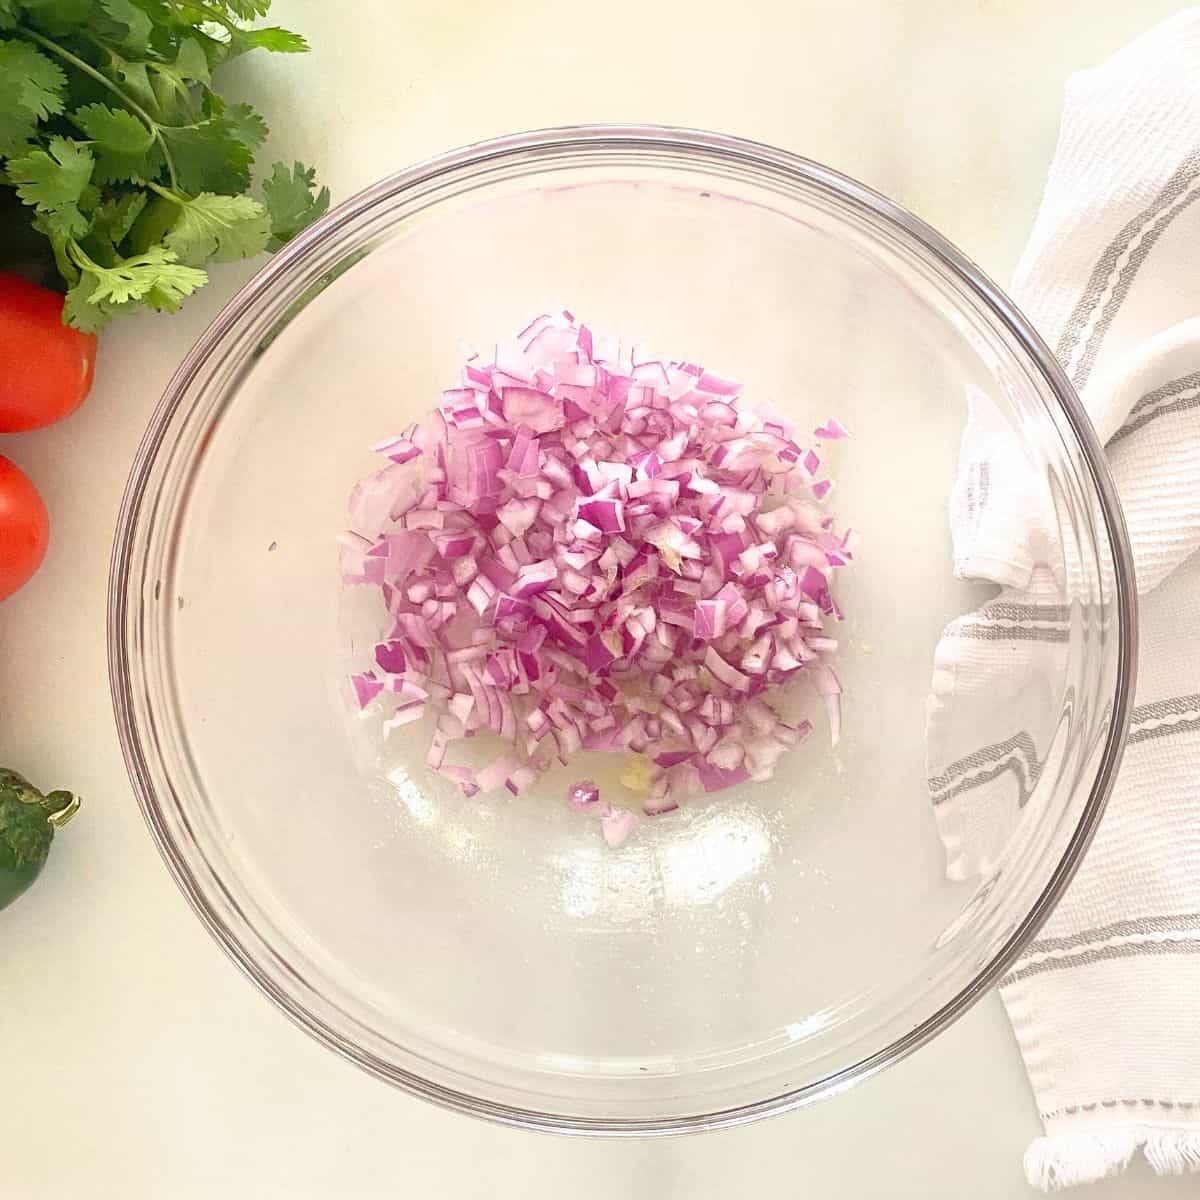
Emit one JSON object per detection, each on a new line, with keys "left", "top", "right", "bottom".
{"left": 342, "top": 313, "right": 854, "bottom": 844}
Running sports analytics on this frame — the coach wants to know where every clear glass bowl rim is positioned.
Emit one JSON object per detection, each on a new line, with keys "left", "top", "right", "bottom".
{"left": 107, "top": 123, "right": 1138, "bottom": 1135}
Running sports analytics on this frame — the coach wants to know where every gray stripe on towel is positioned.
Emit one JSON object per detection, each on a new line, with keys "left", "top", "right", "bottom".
{"left": 929, "top": 695, "right": 1200, "bottom": 809}
{"left": 929, "top": 732, "right": 1040, "bottom": 808}
{"left": 932, "top": 756, "right": 1036, "bottom": 808}
{"left": 943, "top": 622, "right": 1069, "bottom": 643}
{"left": 1026, "top": 913, "right": 1200, "bottom": 956}
{"left": 980, "top": 602, "right": 1072, "bottom": 624}
{"left": 1002, "top": 934, "right": 1200, "bottom": 986}
{"left": 1128, "top": 693, "right": 1200, "bottom": 744}
{"left": 1056, "top": 148, "right": 1200, "bottom": 389}
{"left": 1042, "top": 1098, "right": 1200, "bottom": 1119}
{"left": 1111, "top": 370, "right": 1200, "bottom": 444}
{"left": 928, "top": 731, "right": 1039, "bottom": 791}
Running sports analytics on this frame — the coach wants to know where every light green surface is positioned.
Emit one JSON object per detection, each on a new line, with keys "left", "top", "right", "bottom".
{"left": 1, "top": 2, "right": 1195, "bottom": 1196}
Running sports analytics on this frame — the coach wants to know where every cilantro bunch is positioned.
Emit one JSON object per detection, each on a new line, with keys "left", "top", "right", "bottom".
{"left": 0, "top": 0, "right": 328, "bottom": 331}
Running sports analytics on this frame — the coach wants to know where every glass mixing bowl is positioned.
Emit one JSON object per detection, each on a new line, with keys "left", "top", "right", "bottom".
{"left": 108, "top": 126, "right": 1135, "bottom": 1133}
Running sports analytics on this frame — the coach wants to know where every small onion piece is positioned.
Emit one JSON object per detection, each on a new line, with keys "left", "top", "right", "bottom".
{"left": 350, "top": 671, "right": 383, "bottom": 710}
{"left": 567, "top": 779, "right": 601, "bottom": 811}
{"left": 600, "top": 804, "right": 638, "bottom": 848}
{"left": 814, "top": 418, "right": 850, "bottom": 440}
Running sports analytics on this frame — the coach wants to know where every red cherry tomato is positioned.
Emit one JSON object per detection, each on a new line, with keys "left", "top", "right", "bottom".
{"left": 0, "top": 455, "right": 49, "bottom": 601}
{"left": 0, "top": 273, "right": 98, "bottom": 432}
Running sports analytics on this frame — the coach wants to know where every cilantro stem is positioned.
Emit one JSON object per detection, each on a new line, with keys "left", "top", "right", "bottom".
{"left": 146, "top": 181, "right": 185, "bottom": 206}
{"left": 65, "top": 240, "right": 101, "bottom": 275}
{"left": 17, "top": 27, "right": 181, "bottom": 189}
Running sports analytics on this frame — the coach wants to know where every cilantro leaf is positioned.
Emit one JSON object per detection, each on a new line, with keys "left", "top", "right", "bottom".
{"left": 0, "top": 99, "right": 38, "bottom": 157}
{"left": 94, "top": 139, "right": 163, "bottom": 185}
{"left": 18, "top": 0, "right": 95, "bottom": 37}
{"left": 227, "top": 26, "right": 309, "bottom": 56}
{"left": 8, "top": 136, "right": 95, "bottom": 239}
{"left": 92, "top": 191, "right": 148, "bottom": 246}
{"left": 73, "top": 102, "right": 154, "bottom": 153}
{"left": 160, "top": 117, "right": 253, "bottom": 193}
{"left": 73, "top": 102, "right": 161, "bottom": 183}
{"left": 146, "top": 39, "right": 212, "bottom": 122}
{"left": 98, "top": 0, "right": 154, "bottom": 54}
{"left": 0, "top": 39, "right": 67, "bottom": 120}
{"left": 262, "top": 160, "right": 330, "bottom": 250}
{"left": 10, "top": 138, "right": 95, "bottom": 208}
{"left": 27, "top": 200, "right": 91, "bottom": 242}
{"left": 223, "top": 101, "right": 268, "bottom": 150}
{"left": 74, "top": 243, "right": 207, "bottom": 308}
{"left": 0, "top": 0, "right": 18, "bottom": 31}
{"left": 62, "top": 275, "right": 117, "bottom": 333}
{"left": 0, "top": 39, "right": 67, "bottom": 153}
{"left": 163, "top": 190, "right": 271, "bottom": 264}
{"left": 65, "top": 249, "right": 204, "bottom": 330}
{"left": 172, "top": 36, "right": 211, "bottom": 87}
{"left": 200, "top": 93, "right": 268, "bottom": 151}
{"left": 108, "top": 57, "right": 161, "bottom": 118}
{"left": 219, "top": 0, "right": 272, "bottom": 18}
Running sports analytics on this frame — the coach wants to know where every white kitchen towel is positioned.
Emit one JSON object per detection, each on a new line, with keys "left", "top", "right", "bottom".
{"left": 926, "top": 10, "right": 1200, "bottom": 1190}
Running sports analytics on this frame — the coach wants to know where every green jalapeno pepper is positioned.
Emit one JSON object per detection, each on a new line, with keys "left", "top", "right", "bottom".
{"left": 0, "top": 768, "right": 79, "bottom": 911}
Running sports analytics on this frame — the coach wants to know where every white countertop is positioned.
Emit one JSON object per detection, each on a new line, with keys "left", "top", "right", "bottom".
{"left": 2, "top": 2, "right": 1196, "bottom": 1196}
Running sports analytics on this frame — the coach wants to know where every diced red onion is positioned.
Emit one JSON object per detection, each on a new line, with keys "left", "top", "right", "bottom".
{"left": 349, "top": 463, "right": 421, "bottom": 539}
{"left": 807, "top": 662, "right": 843, "bottom": 746}
{"left": 438, "top": 764, "right": 479, "bottom": 796}
{"left": 704, "top": 646, "right": 751, "bottom": 692}
{"left": 697, "top": 761, "right": 750, "bottom": 793}
{"left": 578, "top": 496, "right": 626, "bottom": 534}
{"left": 373, "top": 434, "right": 423, "bottom": 465}
{"left": 476, "top": 753, "right": 522, "bottom": 793}
{"left": 642, "top": 792, "right": 679, "bottom": 816}
{"left": 512, "top": 559, "right": 558, "bottom": 598}
{"left": 350, "top": 671, "right": 383, "bottom": 709}
{"left": 696, "top": 370, "right": 741, "bottom": 397}
{"left": 568, "top": 779, "right": 601, "bottom": 811}
{"left": 501, "top": 387, "right": 564, "bottom": 433}
{"left": 814, "top": 418, "right": 850, "bottom": 440}
{"left": 383, "top": 703, "right": 425, "bottom": 735}
{"left": 374, "top": 640, "right": 407, "bottom": 674}
{"left": 507, "top": 765, "right": 537, "bottom": 795}
{"left": 600, "top": 804, "right": 638, "bottom": 848}
{"left": 345, "top": 314, "right": 852, "bottom": 845}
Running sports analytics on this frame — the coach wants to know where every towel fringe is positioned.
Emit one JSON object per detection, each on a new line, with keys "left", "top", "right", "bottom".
{"left": 1025, "top": 1127, "right": 1200, "bottom": 1191}
{"left": 1145, "top": 1130, "right": 1200, "bottom": 1175}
